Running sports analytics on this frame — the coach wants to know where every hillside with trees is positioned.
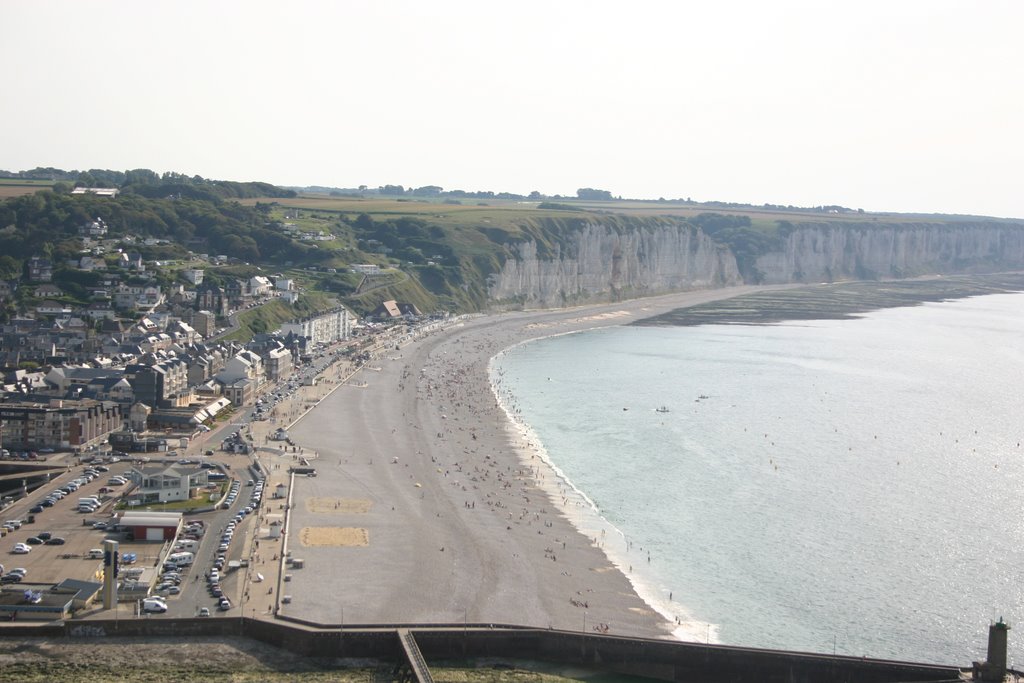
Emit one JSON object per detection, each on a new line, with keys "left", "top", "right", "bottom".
{"left": 2, "top": 168, "right": 1023, "bottom": 320}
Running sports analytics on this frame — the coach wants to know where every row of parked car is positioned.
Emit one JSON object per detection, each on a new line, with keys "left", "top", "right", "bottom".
{"left": 0, "top": 566, "right": 27, "bottom": 584}
{"left": 206, "top": 480, "right": 249, "bottom": 612}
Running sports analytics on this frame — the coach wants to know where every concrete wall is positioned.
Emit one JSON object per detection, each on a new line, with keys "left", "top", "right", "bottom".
{"left": 28, "top": 619, "right": 963, "bottom": 683}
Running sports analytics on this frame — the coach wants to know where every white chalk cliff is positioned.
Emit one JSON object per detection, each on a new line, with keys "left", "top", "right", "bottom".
{"left": 487, "top": 221, "right": 741, "bottom": 308}
{"left": 753, "top": 223, "right": 1024, "bottom": 284}
{"left": 487, "top": 219, "right": 1024, "bottom": 307}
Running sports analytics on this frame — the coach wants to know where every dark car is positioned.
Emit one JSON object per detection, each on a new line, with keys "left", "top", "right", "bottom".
{"left": 39, "top": 499, "right": 54, "bottom": 507}
{"left": 24, "top": 537, "right": 43, "bottom": 545}
{"left": 36, "top": 532, "right": 52, "bottom": 541}
{"left": 0, "top": 574, "right": 22, "bottom": 584}
{"left": 43, "top": 537, "right": 65, "bottom": 545}
{"left": 28, "top": 505, "right": 43, "bottom": 514}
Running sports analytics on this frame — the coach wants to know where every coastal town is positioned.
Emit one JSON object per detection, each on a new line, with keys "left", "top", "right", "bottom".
{"left": 0, "top": 209, "right": 446, "bottom": 622}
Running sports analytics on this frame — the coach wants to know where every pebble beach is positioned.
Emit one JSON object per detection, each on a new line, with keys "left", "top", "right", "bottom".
{"left": 282, "top": 287, "right": 767, "bottom": 637}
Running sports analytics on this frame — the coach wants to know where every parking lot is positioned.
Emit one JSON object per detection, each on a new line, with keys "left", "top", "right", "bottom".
{"left": 0, "top": 459, "right": 151, "bottom": 586}
{"left": 0, "top": 453, "right": 263, "bottom": 616}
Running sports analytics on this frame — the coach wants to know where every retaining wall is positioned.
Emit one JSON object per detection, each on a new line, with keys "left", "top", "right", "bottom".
{"left": 0, "top": 619, "right": 963, "bottom": 683}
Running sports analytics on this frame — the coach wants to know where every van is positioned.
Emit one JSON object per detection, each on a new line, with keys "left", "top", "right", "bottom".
{"left": 167, "top": 551, "right": 194, "bottom": 566}
{"left": 87, "top": 549, "right": 104, "bottom": 559}
{"left": 79, "top": 497, "right": 100, "bottom": 506}
{"left": 142, "top": 597, "right": 167, "bottom": 613}
{"left": 174, "top": 540, "right": 199, "bottom": 553}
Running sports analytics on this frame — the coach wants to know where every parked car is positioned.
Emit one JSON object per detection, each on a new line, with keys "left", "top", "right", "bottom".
{"left": 44, "top": 537, "right": 66, "bottom": 545}
{"left": 142, "top": 598, "right": 167, "bottom": 613}
{"left": 11, "top": 543, "right": 31, "bottom": 554}
{"left": 197, "top": 607, "right": 211, "bottom": 617}
{"left": 24, "top": 537, "right": 43, "bottom": 545}
{"left": 28, "top": 505, "right": 43, "bottom": 514}
{"left": 36, "top": 532, "right": 51, "bottom": 541}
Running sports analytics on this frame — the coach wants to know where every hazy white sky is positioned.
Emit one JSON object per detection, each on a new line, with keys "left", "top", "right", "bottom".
{"left": 3, "top": 1, "right": 1022, "bottom": 217}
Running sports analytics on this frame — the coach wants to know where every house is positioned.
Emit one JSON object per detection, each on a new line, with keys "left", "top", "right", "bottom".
{"left": 126, "top": 465, "right": 209, "bottom": 505}
{"left": 190, "top": 310, "right": 216, "bottom": 337}
{"left": 370, "top": 300, "right": 422, "bottom": 320}
{"left": 78, "top": 218, "right": 109, "bottom": 237}
{"left": 195, "top": 284, "right": 227, "bottom": 316}
{"left": 85, "top": 303, "right": 117, "bottom": 320}
{"left": 36, "top": 300, "right": 73, "bottom": 316}
{"left": 249, "top": 276, "right": 272, "bottom": 297}
{"left": 71, "top": 187, "right": 120, "bottom": 198}
{"left": 34, "top": 284, "right": 63, "bottom": 298}
{"left": 117, "top": 511, "right": 183, "bottom": 541}
{"left": 182, "top": 269, "right": 204, "bottom": 285}
{"left": 27, "top": 257, "right": 53, "bottom": 282}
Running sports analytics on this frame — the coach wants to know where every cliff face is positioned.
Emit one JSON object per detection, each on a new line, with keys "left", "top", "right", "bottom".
{"left": 487, "top": 220, "right": 741, "bottom": 307}
{"left": 487, "top": 218, "right": 1024, "bottom": 308}
{"left": 754, "top": 223, "right": 1024, "bottom": 284}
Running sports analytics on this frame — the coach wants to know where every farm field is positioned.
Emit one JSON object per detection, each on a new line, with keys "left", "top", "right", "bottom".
{"left": 0, "top": 179, "right": 55, "bottom": 198}
{"left": 238, "top": 192, "right": 987, "bottom": 228}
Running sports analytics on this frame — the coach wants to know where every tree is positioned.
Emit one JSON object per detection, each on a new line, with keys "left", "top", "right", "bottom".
{"left": 124, "top": 168, "right": 160, "bottom": 186}
{"left": 0, "top": 256, "right": 19, "bottom": 279}
{"left": 576, "top": 188, "right": 613, "bottom": 201}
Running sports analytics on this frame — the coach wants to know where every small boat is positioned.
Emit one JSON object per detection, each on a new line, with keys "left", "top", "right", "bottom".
{"left": 655, "top": 406, "right": 670, "bottom": 413}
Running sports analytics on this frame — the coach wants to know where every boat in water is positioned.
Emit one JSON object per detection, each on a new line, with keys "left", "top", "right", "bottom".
{"left": 655, "top": 406, "right": 670, "bottom": 413}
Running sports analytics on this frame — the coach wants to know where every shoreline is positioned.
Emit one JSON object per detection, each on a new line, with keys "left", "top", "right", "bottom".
{"left": 281, "top": 286, "right": 774, "bottom": 637}
{"left": 488, "top": 345, "right": 715, "bottom": 642}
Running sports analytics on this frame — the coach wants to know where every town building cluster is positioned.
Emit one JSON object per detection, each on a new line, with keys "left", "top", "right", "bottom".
{"left": 0, "top": 219, "right": 359, "bottom": 455}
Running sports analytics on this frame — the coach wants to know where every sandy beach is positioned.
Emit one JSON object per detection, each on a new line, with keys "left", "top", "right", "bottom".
{"left": 280, "top": 286, "right": 768, "bottom": 638}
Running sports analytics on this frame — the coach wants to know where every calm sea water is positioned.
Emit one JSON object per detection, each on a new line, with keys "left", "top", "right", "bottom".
{"left": 491, "top": 292, "right": 1024, "bottom": 666}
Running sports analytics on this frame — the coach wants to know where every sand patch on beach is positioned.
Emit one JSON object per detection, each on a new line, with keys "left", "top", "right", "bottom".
{"left": 307, "top": 498, "right": 372, "bottom": 514}
{"left": 299, "top": 527, "right": 368, "bottom": 547}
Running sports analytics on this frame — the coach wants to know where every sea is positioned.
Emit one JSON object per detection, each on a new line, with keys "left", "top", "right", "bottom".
{"left": 490, "top": 291, "right": 1024, "bottom": 667}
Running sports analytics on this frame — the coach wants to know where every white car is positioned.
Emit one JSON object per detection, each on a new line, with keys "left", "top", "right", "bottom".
{"left": 142, "top": 598, "right": 167, "bottom": 613}
{"left": 11, "top": 543, "right": 31, "bottom": 554}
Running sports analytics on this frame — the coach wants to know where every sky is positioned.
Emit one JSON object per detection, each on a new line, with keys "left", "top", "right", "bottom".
{"left": 2, "top": 1, "right": 1022, "bottom": 218}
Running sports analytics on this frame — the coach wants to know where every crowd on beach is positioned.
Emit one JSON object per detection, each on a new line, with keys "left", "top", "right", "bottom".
{"left": 281, "top": 301, "right": 733, "bottom": 637}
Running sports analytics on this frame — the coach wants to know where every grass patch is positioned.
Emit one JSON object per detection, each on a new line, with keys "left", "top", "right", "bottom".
{"left": 117, "top": 482, "right": 228, "bottom": 512}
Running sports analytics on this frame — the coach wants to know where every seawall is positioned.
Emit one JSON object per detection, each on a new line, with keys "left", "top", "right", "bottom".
{"left": 6, "top": 618, "right": 965, "bottom": 683}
